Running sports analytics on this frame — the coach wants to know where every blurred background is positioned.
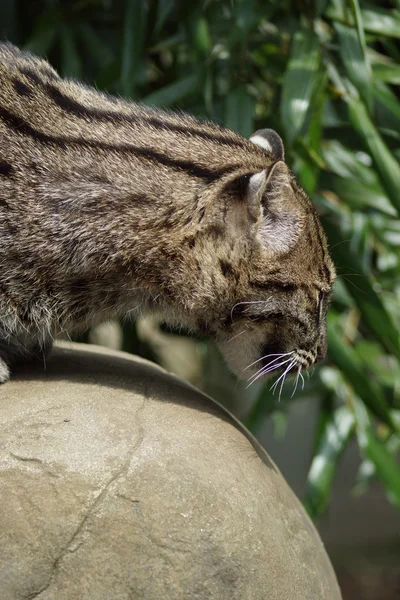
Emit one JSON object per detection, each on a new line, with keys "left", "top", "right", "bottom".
{"left": 1, "top": 0, "right": 399, "bottom": 597}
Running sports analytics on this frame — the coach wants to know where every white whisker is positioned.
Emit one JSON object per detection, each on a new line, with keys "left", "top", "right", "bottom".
{"left": 270, "top": 359, "right": 297, "bottom": 399}
{"left": 291, "top": 367, "right": 301, "bottom": 398}
{"left": 230, "top": 300, "right": 269, "bottom": 321}
{"left": 246, "top": 354, "right": 293, "bottom": 378}
{"left": 270, "top": 370, "right": 286, "bottom": 394}
{"left": 300, "top": 372, "right": 305, "bottom": 390}
{"left": 226, "top": 329, "right": 247, "bottom": 344}
{"left": 244, "top": 350, "right": 294, "bottom": 371}
{"left": 279, "top": 360, "right": 297, "bottom": 399}
{"left": 246, "top": 357, "right": 294, "bottom": 388}
{"left": 247, "top": 355, "right": 293, "bottom": 381}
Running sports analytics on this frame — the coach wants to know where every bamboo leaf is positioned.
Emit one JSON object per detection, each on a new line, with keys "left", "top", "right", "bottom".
{"left": 352, "top": 397, "right": 400, "bottom": 511}
{"left": 121, "top": 0, "right": 147, "bottom": 98}
{"left": 327, "top": 314, "right": 396, "bottom": 430}
{"left": 23, "top": 7, "right": 58, "bottom": 56}
{"left": 76, "top": 23, "right": 114, "bottom": 69}
{"left": 374, "top": 80, "right": 400, "bottom": 132}
{"left": 142, "top": 74, "right": 199, "bottom": 107}
{"left": 0, "top": 0, "right": 17, "bottom": 41}
{"left": 280, "top": 28, "right": 321, "bottom": 144}
{"left": 59, "top": 27, "right": 82, "bottom": 79}
{"left": 347, "top": 94, "right": 400, "bottom": 216}
{"left": 372, "top": 62, "right": 400, "bottom": 85}
{"left": 225, "top": 87, "right": 256, "bottom": 138}
{"left": 153, "top": 0, "right": 175, "bottom": 37}
{"left": 322, "top": 219, "right": 400, "bottom": 362}
{"left": 193, "top": 18, "right": 212, "bottom": 55}
{"left": 358, "top": 7, "right": 400, "bottom": 38}
{"left": 349, "top": 0, "right": 367, "bottom": 55}
{"left": 305, "top": 405, "right": 355, "bottom": 518}
{"left": 326, "top": 4, "right": 400, "bottom": 38}
{"left": 335, "top": 21, "right": 372, "bottom": 113}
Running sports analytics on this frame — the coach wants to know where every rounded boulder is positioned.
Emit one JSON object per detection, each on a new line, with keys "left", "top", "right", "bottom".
{"left": 0, "top": 342, "right": 341, "bottom": 599}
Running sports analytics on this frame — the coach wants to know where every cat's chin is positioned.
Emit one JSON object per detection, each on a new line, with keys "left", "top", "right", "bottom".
{"left": 216, "top": 339, "right": 263, "bottom": 382}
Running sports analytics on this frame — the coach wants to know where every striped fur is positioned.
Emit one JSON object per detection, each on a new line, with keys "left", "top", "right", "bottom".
{"left": 0, "top": 43, "right": 335, "bottom": 383}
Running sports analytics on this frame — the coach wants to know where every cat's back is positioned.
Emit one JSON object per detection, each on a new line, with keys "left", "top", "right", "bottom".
{"left": 0, "top": 42, "right": 268, "bottom": 179}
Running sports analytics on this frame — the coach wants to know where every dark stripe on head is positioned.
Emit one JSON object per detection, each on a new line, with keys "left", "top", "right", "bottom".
{"left": 19, "top": 66, "right": 42, "bottom": 85}
{"left": 13, "top": 78, "right": 33, "bottom": 97}
{"left": 0, "top": 161, "right": 14, "bottom": 177}
{"left": 250, "top": 280, "right": 298, "bottom": 293}
{"left": 219, "top": 259, "right": 235, "bottom": 278}
{"left": 318, "top": 264, "right": 331, "bottom": 281}
{"left": 0, "top": 105, "right": 239, "bottom": 182}
{"left": 19, "top": 70, "right": 249, "bottom": 150}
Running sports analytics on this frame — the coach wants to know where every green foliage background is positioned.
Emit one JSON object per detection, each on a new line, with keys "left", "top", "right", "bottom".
{"left": 1, "top": 0, "right": 400, "bottom": 518}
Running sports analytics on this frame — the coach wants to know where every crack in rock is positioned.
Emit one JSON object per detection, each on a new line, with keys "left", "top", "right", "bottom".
{"left": 23, "top": 396, "right": 147, "bottom": 599}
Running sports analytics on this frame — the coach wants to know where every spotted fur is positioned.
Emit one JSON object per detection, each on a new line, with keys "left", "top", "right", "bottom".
{"left": 0, "top": 43, "right": 335, "bottom": 383}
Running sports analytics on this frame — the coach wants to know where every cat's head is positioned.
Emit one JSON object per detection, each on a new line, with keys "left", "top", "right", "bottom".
{"left": 196, "top": 128, "right": 336, "bottom": 383}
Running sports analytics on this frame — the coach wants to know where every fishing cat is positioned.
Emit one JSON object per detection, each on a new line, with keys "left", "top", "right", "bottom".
{"left": 0, "top": 42, "right": 335, "bottom": 384}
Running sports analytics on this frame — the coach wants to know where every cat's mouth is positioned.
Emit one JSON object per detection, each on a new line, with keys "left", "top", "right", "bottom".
{"left": 245, "top": 348, "right": 315, "bottom": 393}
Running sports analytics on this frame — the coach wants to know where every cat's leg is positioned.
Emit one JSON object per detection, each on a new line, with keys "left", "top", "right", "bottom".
{"left": 0, "top": 356, "right": 10, "bottom": 383}
{"left": 0, "top": 336, "right": 53, "bottom": 383}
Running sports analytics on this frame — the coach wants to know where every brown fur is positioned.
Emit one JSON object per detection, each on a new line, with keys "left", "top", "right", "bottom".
{"left": 0, "top": 43, "right": 335, "bottom": 383}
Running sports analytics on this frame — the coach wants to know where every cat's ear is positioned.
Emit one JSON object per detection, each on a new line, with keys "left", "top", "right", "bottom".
{"left": 225, "top": 162, "right": 303, "bottom": 255}
{"left": 250, "top": 128, "right": 284, "bottom": 160}
{"left": 228, "top": 170, "right": 268, "bottom": 229}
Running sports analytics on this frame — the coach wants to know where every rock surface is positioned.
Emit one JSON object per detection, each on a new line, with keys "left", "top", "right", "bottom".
{"left": 0, "top": 342, "right": 342, "bottom": 600}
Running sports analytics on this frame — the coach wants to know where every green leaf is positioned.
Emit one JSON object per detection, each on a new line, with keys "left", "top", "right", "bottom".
{"left": 327, "top": 314, "right": 396, "bottom": 430}
{"left": 321, "top": 141, "right": 396, "bottom": 216}
{"left": 296, "top": 75, "right": 327, "bottom": 194}
{"left": 325, "top": 176, "right": 395, "bottom": 216}
{"left": 374, "top": 81, "right": 400, "bottom": 133}
{"left": 0, "top": 0, "right": 17, "bottom": 41}
{"left": 76, "top": 23, "right": 114, "bottom": 70}
{"left": 23, "top": 7, "right": 59, "bottom": 57}
{"left": 353, "top": 458, "right": 376, "bottom": 497}
{"left": 121, "top": 0, "right": 147, "bottom": 98}
{"left": 335, "top": 21, "right": 372, "bottom": 112}
{"left": 193, "top": 18, "right": 212, "bottom": 55}
{"left": 305, "top": 405, "right": 355, "bottom": 518}
{"left": 326, "top": 4, "right": 400, "bottom": 38}
{"left": 280, "top": 28, "right": 321, "bottom": 144}
{"left": 352, "top": 397, "right": 400, "bottom": 511}
{"left": 359, "top": 7, "right": 400, "bottom": 38}
{"left": 59, "top": 27, "right": 82, "bottom": 79}
{"left": 322, "top": 141, "right": 372, "bottom": 182}
{"left": 372, "top": 62, "right": 400, "bottom": 85}
{"left": 153, "top": 0, "right": 175, "bottom": 37}
{"left": 349, "top": 0, "right": 368, "bottom": 56}
{"left": 323, "top": 219, "right": 400, "bottom": 362}
{"left": 142, "top": 74, "right": 199, "bottom": 107}
{"left": 225, "top": 87, "right": 255, "bottom": 138}
{"left": 356, "top": 340, "right": 400, "bottom": 388}
{"left": 346, "top": 94, "right": 400, "bottom": 216}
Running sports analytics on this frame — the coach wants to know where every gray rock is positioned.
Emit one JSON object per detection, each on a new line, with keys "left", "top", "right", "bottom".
{"left": 0, "top": 342, "right": 342, "bottom": 600}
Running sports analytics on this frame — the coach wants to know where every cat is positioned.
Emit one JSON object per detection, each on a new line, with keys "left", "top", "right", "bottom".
{"left": 0, "top": 42, "right": 335, "bottom": 384}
